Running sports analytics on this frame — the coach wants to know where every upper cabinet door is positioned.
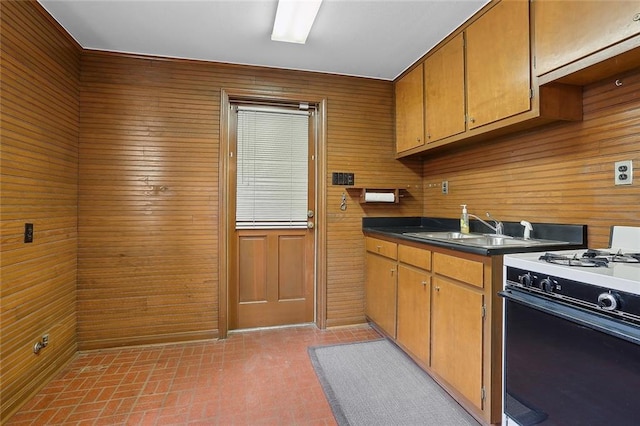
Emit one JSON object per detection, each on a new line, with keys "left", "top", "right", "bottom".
{"left": 466, "top": 0, "right": 531, "bottom": 129}
{"left": 395, "top": 63, "right": 425, "bottom": 154}
{"left": 534, "top": 0, "right": 640, "bottom": 77}
{"left": 424, "top": 33, "right": 466, "bottom": 143}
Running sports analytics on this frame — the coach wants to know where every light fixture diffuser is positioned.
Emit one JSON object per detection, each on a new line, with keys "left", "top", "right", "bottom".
{"left": 271, "top": 0, "right": 323, "bottom": 44}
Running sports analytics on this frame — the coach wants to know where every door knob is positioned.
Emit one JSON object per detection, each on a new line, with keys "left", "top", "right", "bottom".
{"left": 307, "top": 221, "right": 314, "bottom": 229}
{"left": 307, "top": 210, "right": 314, "bottom": 218}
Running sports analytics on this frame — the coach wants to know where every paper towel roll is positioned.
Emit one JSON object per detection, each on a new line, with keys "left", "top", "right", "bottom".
{"left": 364, "top": 192, "right": 395, "bottom": 202}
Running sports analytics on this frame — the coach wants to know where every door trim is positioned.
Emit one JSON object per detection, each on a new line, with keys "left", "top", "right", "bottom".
{"left": 219, "top": 89, "right": 327, "bottom": 338}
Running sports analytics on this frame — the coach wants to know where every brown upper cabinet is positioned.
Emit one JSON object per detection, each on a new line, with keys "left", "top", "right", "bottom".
{"left": 424, "top": 33, "right": 466, "bottom": 143}
{"left": 466, "top": 0, "right": 531, "bottom": 129}
{"left": 395, "top": 0, "right": 584, "bottom": 158}
{"left": 534, "top": 0, "right": 640, "bottom": 85}
{"left": 395, "top": 63, "right": 424, "bottom": 153}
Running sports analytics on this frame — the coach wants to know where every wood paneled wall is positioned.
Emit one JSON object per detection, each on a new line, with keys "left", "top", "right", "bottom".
{"left": 78, "top": 52, "right": 422, "bottom": 348}
{"left": 423, "top": 69, "right": 640, "bottom": 248}
{"left": 0, "top": 1, "right": 81, "bottom": 421}
{"left": 4, "top": 1, "right": 637, "bottom": 421}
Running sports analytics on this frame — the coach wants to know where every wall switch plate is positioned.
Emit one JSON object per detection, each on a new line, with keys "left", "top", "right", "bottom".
{"left": 346, "top": 173, "right": 354, "bottom": 185}
{"left": 332, "top": 172, "right": 354, "bottom": 186}
{"left": 614, "top": 160, "right": 633, "bottom": 185}
{"left": 442, "top": 180, "right": 449, "bottom": 194}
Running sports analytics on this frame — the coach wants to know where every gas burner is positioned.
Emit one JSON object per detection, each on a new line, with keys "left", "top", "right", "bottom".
{"left": 539, "top": 252, "right": 609, "bottom": 267}
{"left": 582, "top": 249, "right": 640, "bottom": 263}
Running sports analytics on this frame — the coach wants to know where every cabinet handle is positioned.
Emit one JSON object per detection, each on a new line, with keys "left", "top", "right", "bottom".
{"left": 469, "top": 117, "right": 475, "bottom": 123}
{"left": 421, "top": 281, "right": 428, "bottom": 286}
{"left": 376, "top": 245, "right": 382, "bottom": 252}
{"left": 390, "top": 269, "right": 396, "bottom": 276}
{"left": 435, "top": 286, "right": 440, "bottom": 291}
{"left": 416, "top": 137, "right": 421, "bottom": 142}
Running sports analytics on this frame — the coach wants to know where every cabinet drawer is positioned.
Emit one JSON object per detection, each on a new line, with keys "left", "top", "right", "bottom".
{"left": 365, "top": 237, "right": 397, "bottom": 260}
{"left": 398, "top": 244, "right": 431, "bottom": 271}
{"left": 433, "top": 252, "right": 483, "bottom": 288}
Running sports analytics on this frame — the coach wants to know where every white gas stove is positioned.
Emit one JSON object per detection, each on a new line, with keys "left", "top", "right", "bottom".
{"left": 504, "top": 226, "right": 640, "bottom": 294}
{"left": 502, "top": 226, "right": 640, "bottom": 426}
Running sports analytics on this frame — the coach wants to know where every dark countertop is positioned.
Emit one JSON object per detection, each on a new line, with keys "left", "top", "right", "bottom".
{"left": 363, "top": 217, "right": 587, "bottom": 256}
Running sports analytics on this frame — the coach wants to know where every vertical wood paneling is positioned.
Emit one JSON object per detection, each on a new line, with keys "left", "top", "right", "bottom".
{"left": 0, "top": 1, "right": 80, "bottom": 421}
{"left": 423, "top": 69, "right": 640, "bottom": 248}
{"left": 78, "top": 52, "right": 423, "bottom": 347}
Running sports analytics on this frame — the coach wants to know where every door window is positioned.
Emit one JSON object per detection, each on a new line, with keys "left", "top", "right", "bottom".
{"left": 235, "top": 106, "right": 309, "bottom": 229}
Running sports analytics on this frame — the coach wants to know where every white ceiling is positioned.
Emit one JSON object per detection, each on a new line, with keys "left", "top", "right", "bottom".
{"left": 38, "top": 0, "right": 489, "bottom": 81}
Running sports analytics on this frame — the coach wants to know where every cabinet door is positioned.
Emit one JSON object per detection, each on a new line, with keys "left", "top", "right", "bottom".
{"left": 431, "top": 276, "right": 484, "bottom": 409}
{"left": 395, "top": 63, "right": 425, "bottom": 153}
{"left": 424, "top": 33, "right": 466, "bottom": 142}
{"left": 466, "top": 0, "right": 531, "bottom": 129}
{"left": 365, "top": 252, "right": 397, "bottom": 337}
{"left": 397, "top": 265, "right": 430, "bottom": 364}
{"left": 535, "top": 0, "right": 640, "bottom": 76}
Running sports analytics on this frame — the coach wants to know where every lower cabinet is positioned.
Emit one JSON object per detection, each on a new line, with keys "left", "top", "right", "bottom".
{"left": 365, "top": 238, "right": 398, "bottom": 338}
{"left": 431, "top": 276, "right": 484, "bottom": 409}
{"left": 365, "top": 234, "right": 501, "bottom": 425}
{"left": 397, "top": 263, "right": 431, "bottom": 364}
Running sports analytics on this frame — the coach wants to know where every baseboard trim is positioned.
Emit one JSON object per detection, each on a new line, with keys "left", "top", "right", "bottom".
{"left": 77, "top": 329, "right": 219, "bottom": 351}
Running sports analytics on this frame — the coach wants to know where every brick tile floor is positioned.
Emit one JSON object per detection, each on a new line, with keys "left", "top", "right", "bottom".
{"left": 6, "top": 324, "right": 380, "bottom": 425}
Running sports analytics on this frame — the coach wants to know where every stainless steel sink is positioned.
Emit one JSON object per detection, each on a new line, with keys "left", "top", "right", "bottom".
{"left": 404, "top": 231, "right": 481, "bottom": 240}
{"left": 462, "top": 236, "right": 541, "bottom": 247}
{"left": 403, "top": 231, "right": 568, "bottom": 249}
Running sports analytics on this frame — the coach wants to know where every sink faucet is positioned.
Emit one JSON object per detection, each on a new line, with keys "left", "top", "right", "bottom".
{"left": 468, "top": 212, "right": 504, "bottom": 235}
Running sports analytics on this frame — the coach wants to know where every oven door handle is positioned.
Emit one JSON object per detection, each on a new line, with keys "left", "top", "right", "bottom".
{"left": 499, "top": 289, "right": 640, "bottom": 345}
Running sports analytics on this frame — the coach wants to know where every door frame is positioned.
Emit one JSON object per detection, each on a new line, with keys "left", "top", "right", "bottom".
{"left": 219, "top": 88, "right": 327, "bottom": 338}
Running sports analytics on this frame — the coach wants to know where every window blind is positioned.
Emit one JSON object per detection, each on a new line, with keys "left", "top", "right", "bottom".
{"left": 236, "top": 107, "right": 309, "bottom": 229}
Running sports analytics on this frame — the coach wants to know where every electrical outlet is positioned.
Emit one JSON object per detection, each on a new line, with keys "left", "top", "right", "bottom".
{"left": 441, "top": 181, "right": 449, "bottom": 194}
{"left": 24, "top": 223, "right": 34, "bottom": 243}
{"left": 614, "top": 160, "right": 633, "bottom": 185}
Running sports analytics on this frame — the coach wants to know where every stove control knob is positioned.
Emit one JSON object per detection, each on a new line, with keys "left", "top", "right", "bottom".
{"left": 540, "top": 277, "right": 554, "bottom": 293}
{"left": 518, "top": 273, "right": 533, "bottom": 287}
{"left": 598, "top": 293, "right": 619, "bottom": 311}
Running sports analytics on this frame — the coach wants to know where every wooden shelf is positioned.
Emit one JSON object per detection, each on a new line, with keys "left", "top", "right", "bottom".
{"left": 348, "top": 188, "right": 403, "bottom": 204}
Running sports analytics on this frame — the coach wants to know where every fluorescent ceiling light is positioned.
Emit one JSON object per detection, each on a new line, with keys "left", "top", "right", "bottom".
{"left": 271, "top": 0, "right": 323, "bottom": 44}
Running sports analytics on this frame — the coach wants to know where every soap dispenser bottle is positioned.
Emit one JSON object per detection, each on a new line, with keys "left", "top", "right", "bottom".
{"left": 460, "top": 204, "right": 470, "bottom": 234}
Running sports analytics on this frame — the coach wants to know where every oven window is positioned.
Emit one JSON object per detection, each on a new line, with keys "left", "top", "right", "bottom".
{"left": 504, "top": 299, "right": 640, "bottom": 426}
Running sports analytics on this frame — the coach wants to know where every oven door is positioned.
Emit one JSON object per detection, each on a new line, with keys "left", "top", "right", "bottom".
{"left": 500, "top": 287, "right": 640, "bottom": 426}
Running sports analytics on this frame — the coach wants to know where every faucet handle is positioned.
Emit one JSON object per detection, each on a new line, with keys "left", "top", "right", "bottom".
{"left": 520, "top": 220, "right": 533, "bottom": 240}
{"left": 486, "top": 212, "right": 504, "bottom": 235}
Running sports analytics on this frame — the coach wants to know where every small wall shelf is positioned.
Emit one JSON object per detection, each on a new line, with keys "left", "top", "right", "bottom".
{"left": 348, "top": 188, "right": 404, "bottom": 204}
